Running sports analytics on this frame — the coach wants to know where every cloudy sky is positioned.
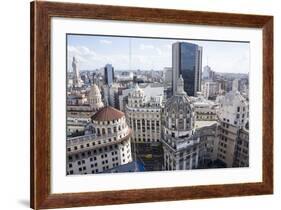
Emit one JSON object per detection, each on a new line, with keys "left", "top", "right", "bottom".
{"left": 67, "top": 34, "right": 250, "bottom": 73}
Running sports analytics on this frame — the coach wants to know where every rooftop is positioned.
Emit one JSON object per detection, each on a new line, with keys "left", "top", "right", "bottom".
{"left": 91, "top": 106, "right": 124, "bottom": 122}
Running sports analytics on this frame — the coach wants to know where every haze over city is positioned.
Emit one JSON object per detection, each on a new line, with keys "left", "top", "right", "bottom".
{"left": 67, "top": 34, "right": 250, "bottom": 74}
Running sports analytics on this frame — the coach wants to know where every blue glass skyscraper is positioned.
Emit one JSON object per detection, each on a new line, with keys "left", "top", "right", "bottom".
{"left": 104, "top": 64, "right": 115, "bottom": 86}
{"left": 172, "top": 42, "right": 202, "bottom": 96}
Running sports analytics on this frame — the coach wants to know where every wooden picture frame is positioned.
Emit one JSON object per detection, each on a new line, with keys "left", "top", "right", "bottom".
{"left": 30, "top": 1, "right": 273, "bottom": 209}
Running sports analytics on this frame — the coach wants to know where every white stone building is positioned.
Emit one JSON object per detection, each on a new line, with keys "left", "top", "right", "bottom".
{"left": 71, "top": 56, "right": 83, "bottom": 88}
{"left": 191, "top": 93, "right": 218, "bottom": 122}
{"left": 202, "top": 81, "right": 220, "bottom": 99}
{"left": 88, "top": 84, "right": 104, "bottom": 111}
{"left": 215, "top": 89, "right": 249, "bottom": 167}
{"left": 66, "top": 106, "right": 133, "bottom": 175}
{"left": 164, "top": 67, "right": 173, "bottom": 85}
{"left": 162, "top": 76, "right": 218, "bottom": 170}
{"left": 125, "top": 84, "right": 162, "bottom": 143}
{"left": 67, "top": 84, "right": 104, "bottom": 136}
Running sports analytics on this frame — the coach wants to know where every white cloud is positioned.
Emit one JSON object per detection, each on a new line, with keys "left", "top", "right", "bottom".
{"left": 100, "top": 39, "right": 112, "bottom": 45}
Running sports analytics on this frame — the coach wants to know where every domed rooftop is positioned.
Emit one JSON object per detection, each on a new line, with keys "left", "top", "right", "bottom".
{"left": 89, "top": 84, "right": 101, "bottom": 97}
{"left": 163, "top": 75, "right": 194, "bottom": 131}
{"left": 165, "top": 75, "right": 193, "bottom": 114}
{"left": 91, "top": 106, "right": 124, "bottom": 122}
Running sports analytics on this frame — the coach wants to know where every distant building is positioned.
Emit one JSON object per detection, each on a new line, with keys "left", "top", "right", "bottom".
{"left": 164, "top": 67, "right": 173, "bottom": 85}
{"left": 202, "top": 65, "right": 215, "bottom": 81}
{"left": 191, "top": 93, "right": 218, "bottom": 122}
{"left": 104, "top": 64, "right": 115, "bottom": 86}
{"left": 72, "top": 56, "right": 83, "bottom": 88}
{"left": 172, "top": 42, "right": 202, "bottom": 96}
{"left": 66, "top": 106, "right": 133, "bottom": 175}
{"left": 102, "top": 83, "right": 119, "bottom": 108}
{"left": 88, "top": 84, "right": 104, "bottom": 112}
{"left": 115, "top": 71, "right": 134, "bottom": 82}
{"left": 202, "top": 81, "right": 220, "bottom": 100}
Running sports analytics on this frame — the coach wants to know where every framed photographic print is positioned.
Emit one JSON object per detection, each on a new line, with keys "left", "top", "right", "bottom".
{"left": 30, "top": 1, "right": 273, "bottom": 209}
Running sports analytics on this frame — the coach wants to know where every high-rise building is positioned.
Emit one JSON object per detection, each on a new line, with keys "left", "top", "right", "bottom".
{"left": 215, "top": 90, "right": 249, "bottom": 167}
{"left": 72, "top": 56, "right": 83, "bottom": 88}
{"left": 172, "top": 42, "right": 202, "bottom": 96}
{"left": 164, "top": 67, "right": 173, "bottom": 85}
{"left": 104, "top": 64, "right": 114, "bottom": 86}
{"left": 202, "top": 65, "right": 215, "bottom": 81}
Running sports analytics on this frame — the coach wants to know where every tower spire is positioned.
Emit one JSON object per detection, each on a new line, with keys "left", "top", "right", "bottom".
{"left": 176, "top": 74, "right": 186, "bottom": 95}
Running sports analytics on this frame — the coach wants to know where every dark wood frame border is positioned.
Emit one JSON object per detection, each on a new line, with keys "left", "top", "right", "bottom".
{"left": 30, "top": 1, "right": 273, "bottom": 209}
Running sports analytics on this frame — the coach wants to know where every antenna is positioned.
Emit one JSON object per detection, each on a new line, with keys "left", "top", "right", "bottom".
{"left": 129, "top": 38, "right": 138, "bottom": 171}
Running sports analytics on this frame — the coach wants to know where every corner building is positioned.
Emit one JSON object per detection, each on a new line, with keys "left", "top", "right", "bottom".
{"left": 162, "top": 76, "right": 200, "bottom": 170}
{"left": 66, "top": 106, "right": 132, "bottom": 175}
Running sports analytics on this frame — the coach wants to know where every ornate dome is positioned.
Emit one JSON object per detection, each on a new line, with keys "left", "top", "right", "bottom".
{"left": 88, "top": 84, "right": 104, "bottom": 111}
{"left": 164, "top": 76, "right": 194, "bottom": 131}
{"left": 89, "top": 84, "right": 101, "bottom": 97}
{"left": 91, "top": 106, "right": 124, "bottom": 122}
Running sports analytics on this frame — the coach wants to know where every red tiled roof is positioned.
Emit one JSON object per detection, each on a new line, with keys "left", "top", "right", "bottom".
{"left": 91, "top": 106, "right": 124, "bottom": 122}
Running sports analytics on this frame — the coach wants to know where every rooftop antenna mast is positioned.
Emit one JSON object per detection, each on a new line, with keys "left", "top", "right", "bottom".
{"left": 129, "top": 38, "right": 138, "bottom": 171}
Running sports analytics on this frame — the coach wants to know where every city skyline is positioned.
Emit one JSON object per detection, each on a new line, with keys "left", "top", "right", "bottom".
{"left": 67, "top": 34, "right": 250, "bottom": 74}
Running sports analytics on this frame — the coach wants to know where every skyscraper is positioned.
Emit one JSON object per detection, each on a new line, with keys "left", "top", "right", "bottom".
{"left": 172, "top": 42, "right": 202, "bottom": 96}
{"left": 104, "top": 64, "right": 115, "bottom": 86}
{"left": 72, "top": 56, "right": 82, "bottom": 88}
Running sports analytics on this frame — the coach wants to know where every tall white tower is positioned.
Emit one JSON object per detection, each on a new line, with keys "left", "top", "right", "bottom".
{"left": 72, "top": 56, "right": 82, "bottom": 88}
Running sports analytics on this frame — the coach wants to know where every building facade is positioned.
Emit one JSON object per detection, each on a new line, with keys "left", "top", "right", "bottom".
{"left": 172, "top": 42, "right": 202, "bottom": 96}
{"left": 66, "top": 106, "right": 133, "bottom": 175}
{"left": 88, "top": 84, "right": 104, "bottom": 111}
{"left": 215, "top": 90, "right": 249, "bottom": 167}
{"left": 104, "top": 64, "right": 114, "bottom": 86}
{"left": 162, "top": 76, "right": 199, "bottom": 170}
{"left": 125, "top": 84, "right": 162, "bottom": 144}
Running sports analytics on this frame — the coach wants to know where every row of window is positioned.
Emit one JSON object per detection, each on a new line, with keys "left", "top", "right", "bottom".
{"left": 68, "top": 145, "right": 119, "bottom": 161}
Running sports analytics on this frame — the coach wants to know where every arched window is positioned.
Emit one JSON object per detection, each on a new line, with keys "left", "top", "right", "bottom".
{"left": 107, "top": 127, "right": 111, "bottom": 134}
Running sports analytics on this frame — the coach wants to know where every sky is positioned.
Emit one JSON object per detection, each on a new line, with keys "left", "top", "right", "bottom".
{"left": 67, "top": 34, "right": 250, "bottom": 74}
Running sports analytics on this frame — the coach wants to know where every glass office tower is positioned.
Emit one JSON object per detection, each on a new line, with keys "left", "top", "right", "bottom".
{"left": 172, "top": 42, "right": 202, "bottom": 96}
{"left": 104, "top": 64, "right": 115, "bottom": 86}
